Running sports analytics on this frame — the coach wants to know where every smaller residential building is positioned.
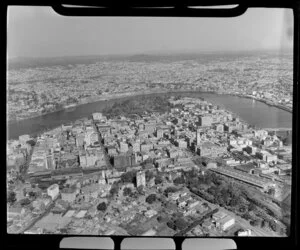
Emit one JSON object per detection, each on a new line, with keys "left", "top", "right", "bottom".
{"left": 216, "top": 215, "right": 235, "bottom": 231}
{"left": 47, "top": 184, "right": 59, "bottom": 200}
{"left": 144, "top": 209, "right": 158, "bottom": 218}
{"left": 237, "top": 229, "right": 252, "bottom": 236}
{"left": 61, "top": 187, "right": 77, "bottom": 203}
{"left": 136, "top": 170, "right": 146, "bottom": 187}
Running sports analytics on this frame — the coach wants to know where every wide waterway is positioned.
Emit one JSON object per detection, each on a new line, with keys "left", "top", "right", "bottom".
{"left": 7, "top": 92, "right": 292, "bottom": 140}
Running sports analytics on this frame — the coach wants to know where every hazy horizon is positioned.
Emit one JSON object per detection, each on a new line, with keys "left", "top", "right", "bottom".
{"left": 7, "top": 47, "right": 293, "bottom": 61}
{"left": 7, "top": 6, "right": 293, "bottom": 59}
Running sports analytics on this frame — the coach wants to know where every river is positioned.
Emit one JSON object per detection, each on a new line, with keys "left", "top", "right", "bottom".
{"left": 7, "top": 92, "right": 292, "bottom": 140}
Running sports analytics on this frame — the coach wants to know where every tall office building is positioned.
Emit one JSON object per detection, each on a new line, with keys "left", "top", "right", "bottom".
{"left": 119, "top": 141, "right": 129, "bottom": 153}
{"left": 224, "top": 125, "right": 233, "bottom": 133}
{"left": 84, "top": 131, "right": 99, "bottom": 146}
{"left": 156, "top": 129, "right": 164, "bottom": 139}
{"left": 199, "top": 116, "right": 212, "bottom": 127}
{"left": 92, "top": 112, "right": 103, "bottom": 121}
{"left": 45, "top": 154, "right": 55, "bottom": 170}
{"left": 113, "top": 153, "right": 135, "bottom": 169}
{"left": 101, "top": 170, "right": 106, "bottom": 179}
{"left": 136, "top": 170, "right": 146, "bottom": 187}
{"left": 47, "top": 184, "right": 59, "bottom": 200}
{"left": 145, "top": 123, "right": 156, "bottom": 133}
{"left": 132, "top": 142, "right": 140, "bottom": 153}
{"left": 196, "top": 129, "right": 202, "bottom": 145}
{"left": 215, "top": 124, "right": 224, "bottom": 133}
{"left": 19, "top": 134, "right": 30, "bottom": 145}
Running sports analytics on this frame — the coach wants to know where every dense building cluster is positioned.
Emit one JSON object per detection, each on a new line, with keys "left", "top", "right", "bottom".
{"left": 7, "top": 96, "right": 292, "bottom": 236}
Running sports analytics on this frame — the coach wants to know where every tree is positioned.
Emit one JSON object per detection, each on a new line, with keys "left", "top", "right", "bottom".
{"left": 268, "top": 188, "right": 276, "bottom": 196}
{"left": 250, "top": 219, "right": 261, "bottom": 227}
{"left": 216, "top": 195, "right": 225, "bottom": 207}
{"left": 157, "top": 215, "right": 163, "bottom": 223}
{"left": 85, "top": 215, "right": 93, "bottom": 220}
{"left": 26, "top": 140, "right": 36, "bottom": 147}
{"left": 207, "top": 185, "right": 221, "bottom": 197}
{"left": 164, "top": 186, "right": 178, "bottom": 196}
{"left": 269, "top": 220, "right": 278, "bottom": 232}
{"left": 60, "top": 228, "right": 69, "bottom": 234}
{"left": 248, "top": 202, "right": 257, "bottom": 212}
{"left": 233, "top": 195, "right": 245, "bottom": 208}
{"left": 187, "top": 178, "right": 200, "bottom": 188}
{"left": 97, "top": 202, "right": 107, "bottom": 212}
{"left": 223, "top": 193, "right": 231, "bottom": 206}
{"left": 173, "top": 176, "right": 185, "bottom": 185}
{"left": 123, "top": 187, "right": 132, "bottom": 197}
{"left": 41, "top": 93, "right": 48, "bottom": 101}
{"left": 167, "top": 220, "right": 176, "bottom": 230}
{"left": 215, "top": 178, "right": 225, "bottom": 186}
{"left": 137, "top": 185, "right": 145, "bottom": 195}
{"left": 186, "top": 169, "right": 197, "bottom": 179}
{"left": 241, "top": 212, "right": 252, "bottom": 221}
{"left": 146, "top": 194, "right": 157, "bottom": 204}
{"left": 145, "top": 170, "right": 154, "bottom": 182}
{"left": 7, "top": 191, "right": 16, "bottom": 205}
{"left": 20, "top": 198, "right": 31, "bottom": 206}
{"left": 266, "top": 207, "right": 279, "bottom": 219}
{"left": 227, "top": 183, "right": 241, "bottom": 197}
{"left": 174, "top": 218, "right": 188, "bottom": 230}
{"left": 203, "top": 202, "right": 209, "bottom": 208}
{"left": 28, "top": 191, "right": 37, "bottom": 199}
{"left": 155, "top": 175, "right": 163, "bottom": 185}
{"left": 143, "top": 158, "right": 153, "bottom": 166}
{"left": 261, "top": 220, "right": 269, "bottom": 228}
{"left": 109, "top": 185, "right": 118, "bottom": 197}
{"left": 238, "top": 204, "right": 247, "bottom": 214}
{"left": 210, "top": 173, "right": 219, "bottom": 184}
{"left": 121, "top": 171, "right": 136, "bottom": 183}
{"left": 109, "top": 182, "right": 119, "bottom": 196}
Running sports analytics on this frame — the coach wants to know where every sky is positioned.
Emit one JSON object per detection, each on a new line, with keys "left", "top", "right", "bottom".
{"left": 7, "top": 7, "right": 293, "bottom": 58}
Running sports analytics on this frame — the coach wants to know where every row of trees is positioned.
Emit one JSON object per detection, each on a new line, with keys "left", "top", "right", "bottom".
{"left": 173, "top": 176, "right": 185, "bottom": 185}
{"left": 7, "top": 191, "right": 16, "bottom": 205}
{"left": 155, "top": 175, "right": 163, "bottom": 184}
{"left": 123, "top": 187, "right": 133, "bottom": 197}
{"left": 7, "top": 190, "right": 37, "bottom": 206}
{"left": 164, "top": 186, "right": 179, "bottom": 196}
{"left": 121, "top": 169, "right": 163, "bottom": 185}
{"left": 120, "top": 171, "right": 137, "bottom": 184}
{"left": 145, "top": 194, "right": 156, "bottom": 204}
{"left": 167, "top": 218, "right": 189, "bottom": 231}
{"left": 102, "top": 95, "right": 174, "bottom": 119}
{"left": 109, "top": 182, "right": 119, "bottom": 197}
{"left": 145, "top": 170, "right": 154, "bottom": 182}
{"left": 182, "top": 169, "right": 286, "bottom": 234}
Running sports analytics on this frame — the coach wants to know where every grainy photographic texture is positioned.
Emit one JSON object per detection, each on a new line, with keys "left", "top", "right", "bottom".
{"left": 7, "top": 7, "right": 293, "bottom": 237}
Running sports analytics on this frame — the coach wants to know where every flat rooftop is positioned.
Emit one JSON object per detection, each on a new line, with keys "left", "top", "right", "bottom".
{"left": 209, "top": 167, "right": 271, "bottom": 189}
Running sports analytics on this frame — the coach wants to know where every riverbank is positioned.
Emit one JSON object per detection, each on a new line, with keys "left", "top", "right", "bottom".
{"left": 8, "top": 89, "right": 292, "bottom": 125}
{"left": 233, "top": 94, "right": 292, "bottom": 114}
{"left": 8, "top": 89, "right": 291, "bottom": 124}
{"left": 7, "top": 89, "right": 214, "bottom": 124}
{"left": 7, "top": 90, "right": 292, "bottom": 140}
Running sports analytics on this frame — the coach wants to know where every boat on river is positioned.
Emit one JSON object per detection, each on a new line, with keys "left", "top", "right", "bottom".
{"left": 64, "top": 103, "right": 77, "bottom": 112}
